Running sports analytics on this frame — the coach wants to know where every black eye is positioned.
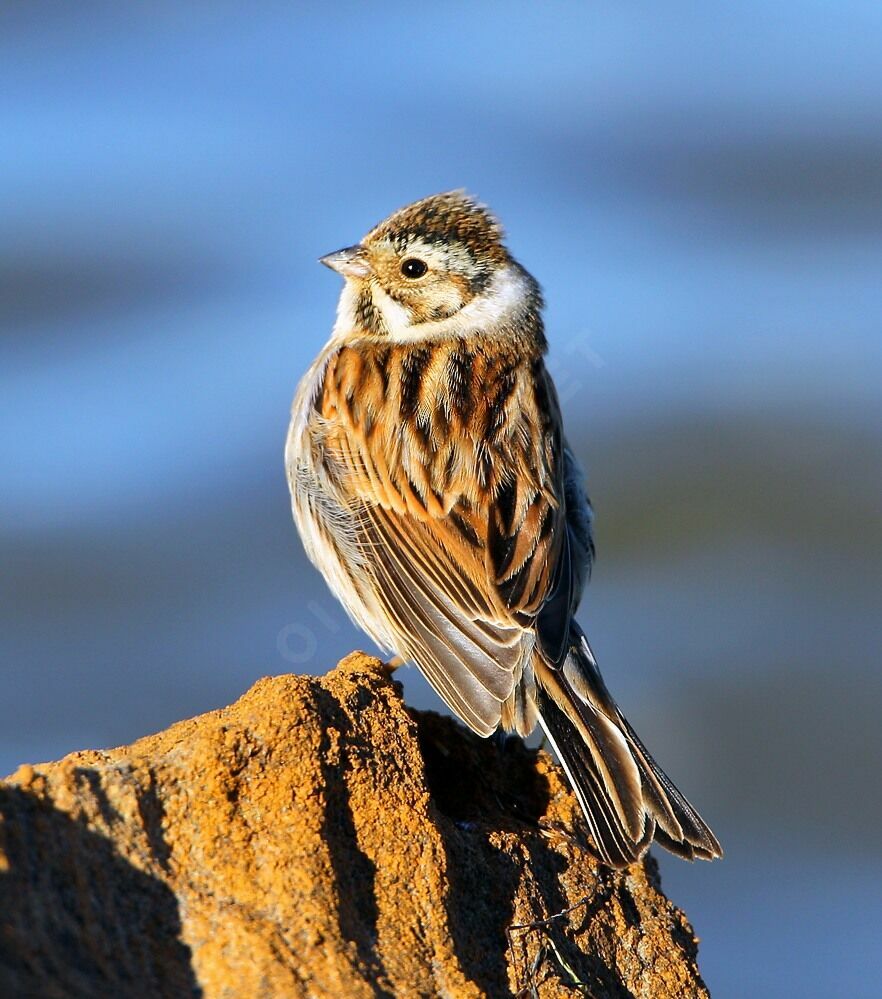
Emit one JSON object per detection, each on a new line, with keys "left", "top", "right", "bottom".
{"left": 401, "top": 257, "right": 428, "bottom": 279}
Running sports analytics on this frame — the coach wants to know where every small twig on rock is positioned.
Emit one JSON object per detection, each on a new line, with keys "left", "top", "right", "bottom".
{"left": 507, "top": 897, "right": 599, "bottom": 996}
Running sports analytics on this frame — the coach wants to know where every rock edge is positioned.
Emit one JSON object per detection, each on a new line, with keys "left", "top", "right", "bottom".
{"left": 0, "top": 652, "right": 711, "bottom": 998}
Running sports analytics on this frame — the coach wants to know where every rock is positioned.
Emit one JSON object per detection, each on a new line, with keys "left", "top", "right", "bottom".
{"left": 0, "top": 653, "right": 712, "bottom": 998}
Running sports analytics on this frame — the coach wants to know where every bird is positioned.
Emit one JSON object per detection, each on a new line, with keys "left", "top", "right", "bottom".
{"left": 285, "top": 191, "right": 722, "bottom": 868}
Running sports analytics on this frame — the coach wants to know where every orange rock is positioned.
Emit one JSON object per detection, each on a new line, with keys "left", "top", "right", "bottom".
{"left": 0, "top": 653, "right": 711, "bottom": 997}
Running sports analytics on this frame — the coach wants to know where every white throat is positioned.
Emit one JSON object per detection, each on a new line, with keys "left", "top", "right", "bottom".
{"left": 332, "top": 264, "right": 530, "bottom": 343}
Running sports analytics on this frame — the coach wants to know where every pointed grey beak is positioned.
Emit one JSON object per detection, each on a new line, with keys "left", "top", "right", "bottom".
{"left": 319, "top": 245, "right": 371, "bottom": 278}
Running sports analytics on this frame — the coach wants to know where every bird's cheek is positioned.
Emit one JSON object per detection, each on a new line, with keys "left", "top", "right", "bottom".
{"left": 369, "top": 282, "right": 415, "bottom": 336}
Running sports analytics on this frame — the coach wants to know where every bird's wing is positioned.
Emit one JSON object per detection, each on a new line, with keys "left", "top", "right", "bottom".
{"left": 535, "top": 440, "right": 595, "bottom": 664}
{"left": 318, "top": 343, "right": 570, "bottom": 735}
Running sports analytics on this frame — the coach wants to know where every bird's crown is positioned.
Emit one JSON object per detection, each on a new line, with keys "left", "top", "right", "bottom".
{"left": 364, "top": 191, "right": 507, "bottom": 265}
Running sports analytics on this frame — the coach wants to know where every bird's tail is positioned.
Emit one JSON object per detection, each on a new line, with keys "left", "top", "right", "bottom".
{"left": 532, "top": 623, "right": 722, "bottom": 868}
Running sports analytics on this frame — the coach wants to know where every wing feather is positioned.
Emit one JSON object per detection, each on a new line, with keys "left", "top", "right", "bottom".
{"left": 311, "top": 341, "right": 569, "bottom": 735}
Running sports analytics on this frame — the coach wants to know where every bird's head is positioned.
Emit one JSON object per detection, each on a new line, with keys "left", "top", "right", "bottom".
{"left": 320, "top": 191, "right": 541, "bottom": 342}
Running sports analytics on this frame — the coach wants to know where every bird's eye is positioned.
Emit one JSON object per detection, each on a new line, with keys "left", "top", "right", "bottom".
{"left": 400, "top": 257, "right": 428, "bottom": 279}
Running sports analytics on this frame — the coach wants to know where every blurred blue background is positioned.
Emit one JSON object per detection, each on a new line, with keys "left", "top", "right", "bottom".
{"left": 2, "top": 4, "right": 880, "bottom": 996}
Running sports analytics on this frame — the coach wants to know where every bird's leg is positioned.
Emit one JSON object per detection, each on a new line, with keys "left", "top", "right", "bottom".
{"left": 381, "top": 654, "right": 405, "bottom": 675}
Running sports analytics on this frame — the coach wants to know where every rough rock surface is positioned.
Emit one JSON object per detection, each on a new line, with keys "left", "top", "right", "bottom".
{"left": 0, "top": 653, "right": 712, "bottom": 998}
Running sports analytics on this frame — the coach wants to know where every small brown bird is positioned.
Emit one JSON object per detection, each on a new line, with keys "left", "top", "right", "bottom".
{"left": 286, "top": 192, "right": 721, "bottom": 867}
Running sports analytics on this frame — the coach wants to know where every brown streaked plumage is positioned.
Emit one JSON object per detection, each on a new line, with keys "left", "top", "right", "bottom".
{"left": 286, "top": 191, "right": 722, "bottom": 868}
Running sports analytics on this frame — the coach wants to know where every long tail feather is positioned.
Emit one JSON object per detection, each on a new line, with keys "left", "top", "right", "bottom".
{"left": 532, "top": 624, "right": 722, "bottom": 868}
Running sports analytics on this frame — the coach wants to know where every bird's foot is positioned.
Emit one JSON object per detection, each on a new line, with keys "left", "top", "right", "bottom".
{"left": 381, "top": 654, "right": 405, "bottom": 676}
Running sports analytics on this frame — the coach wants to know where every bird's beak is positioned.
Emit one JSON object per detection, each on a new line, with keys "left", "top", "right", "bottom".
{"left": 319, "top": 245, "right": 371, "bottom": 278}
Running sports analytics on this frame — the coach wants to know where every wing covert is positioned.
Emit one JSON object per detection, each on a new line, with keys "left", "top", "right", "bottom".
{"left": 315, "top": 341, "right": 572, "bottom": 735}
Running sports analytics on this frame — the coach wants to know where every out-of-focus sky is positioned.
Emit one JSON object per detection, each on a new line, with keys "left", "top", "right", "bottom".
{"left": 2, "top": 4, "right": 880, "bottom": 996}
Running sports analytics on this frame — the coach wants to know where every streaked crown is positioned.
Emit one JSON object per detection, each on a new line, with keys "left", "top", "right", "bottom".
{"left": 364, "top": 191, "right": 508, "bottom": 268}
